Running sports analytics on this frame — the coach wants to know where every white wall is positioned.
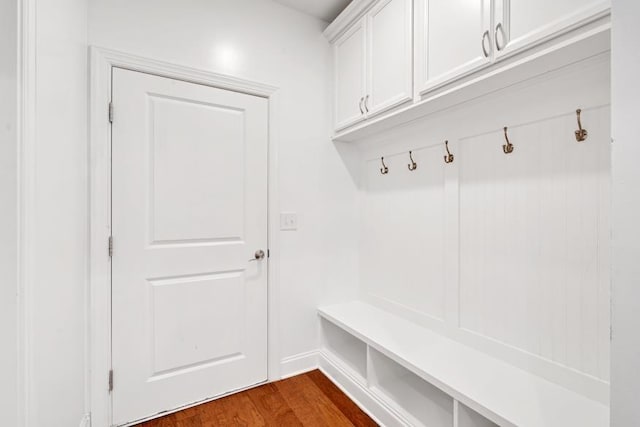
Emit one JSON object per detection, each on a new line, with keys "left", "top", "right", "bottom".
{"left": 356, "top": 54, "right": 611, "bottom": 402}
{"left": 611, "top": 0, "right": 640, "bottom": 425}
{"left": 88, "top": 0, "right": 360, "bottom": 375}
{"left": 0, "top": 0, "right": 18, "bottom": 425}
{"left": 24, "top": 0, "right": 89, "bottom": 425}
{"left": 18, "top": 1, "right": 359, "bottom": 425}
{"left": 19, "top": 1, "right": 359, "bottom": 425}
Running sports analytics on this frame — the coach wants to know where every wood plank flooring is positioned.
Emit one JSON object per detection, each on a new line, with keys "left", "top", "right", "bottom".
{"left": 136, "top": 370, "right": 378, "bottom": 427}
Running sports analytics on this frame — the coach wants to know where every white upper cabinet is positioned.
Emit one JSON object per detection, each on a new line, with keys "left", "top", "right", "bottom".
{"left": 327, "top": 0, "right": 610, "bottom": 136}
{"left": 493, "top": 0, "right": 610, "bottom": 58}
{"left": 335, "top": 19, "right": 367, "bottom": 130}
{"left": 367, "top": 0, "right": 413, "bottom": 116}
{"left": 333, "top": 0, "right": 413, "bottom": 131}
{"left": 416, "top": 0, "right": 492, "bottom": 95}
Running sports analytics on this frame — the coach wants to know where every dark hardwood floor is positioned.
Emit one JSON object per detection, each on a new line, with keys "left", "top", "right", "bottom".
{"left": 136, "top": 370, "right": 378, "bottom": 427}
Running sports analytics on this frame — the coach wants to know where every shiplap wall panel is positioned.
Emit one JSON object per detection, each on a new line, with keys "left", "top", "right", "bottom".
{"left": 362, "top": 146, "right": 446, "bottom": 321}
{"left": 357, "top": 56, "right": 611, "bottom": 399}
{"left": 458, "top": 106, "right": 611, "bottom": 381}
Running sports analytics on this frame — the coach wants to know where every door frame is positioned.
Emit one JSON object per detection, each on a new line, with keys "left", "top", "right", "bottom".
{"left": 88, "top": 46, "right": 281, "bottom": 427}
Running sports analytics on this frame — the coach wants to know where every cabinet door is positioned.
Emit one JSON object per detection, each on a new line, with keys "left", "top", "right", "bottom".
{"left": 334, "top": 18, "right": 367, "bottom": 130}
{"left": 416, "top": 0, "right": 492, "bottom": 95}
{"left": 494, "top": 0, "right": 610, "bottom": 58}
{"left": 366, "top": 0, "right": 413, "bottom": 116}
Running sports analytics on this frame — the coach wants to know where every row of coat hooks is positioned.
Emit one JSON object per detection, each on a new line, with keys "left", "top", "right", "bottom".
{"left": 380, "top": 140, "right": 454, "bottom": 174}
{"left": 379, "top": 109, "right": 588, "bottom": 175}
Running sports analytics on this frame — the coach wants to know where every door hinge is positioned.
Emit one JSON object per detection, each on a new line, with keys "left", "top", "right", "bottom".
{"left": 108, "top": 101, "right": 114, "bottom": 123}
{"left": 108, "top": 236, "right": 113, "bottom": 258}
{"left": 108, "top": 369, "right": 113, "bottom": 392}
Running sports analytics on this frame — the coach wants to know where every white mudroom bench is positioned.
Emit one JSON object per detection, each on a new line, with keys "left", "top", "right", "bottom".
{"left": 318, "top": 301, "right": 608, "bottom": 427}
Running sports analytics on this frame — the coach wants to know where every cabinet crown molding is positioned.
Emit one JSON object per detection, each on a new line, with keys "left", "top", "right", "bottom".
{"left": 323, "top": 0, "right": 377, "bottom": 42}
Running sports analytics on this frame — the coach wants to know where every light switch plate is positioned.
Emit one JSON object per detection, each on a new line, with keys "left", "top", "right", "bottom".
{"left": 280, "top": 212, "right": 298, "bottom": 231}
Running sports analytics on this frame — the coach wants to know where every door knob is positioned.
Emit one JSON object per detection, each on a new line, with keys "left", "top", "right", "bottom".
{"left": 249, "top": 249, "right": 266, "bottom": 262}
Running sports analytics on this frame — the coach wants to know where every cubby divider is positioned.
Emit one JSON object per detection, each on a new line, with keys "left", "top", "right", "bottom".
{"left": 455, "top": 401, "right": 499, "bottom": 427}
{"left": 369, "top": 347, "right": 454, "bottom": 427}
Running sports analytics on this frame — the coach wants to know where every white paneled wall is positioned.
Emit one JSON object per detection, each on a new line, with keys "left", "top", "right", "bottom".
{"left": 358, "top": 54, "right": 611, "bottom": 400}
{"left": 362, "top": 145, "right": 446, "bottom": 321}
{"left": 459, "top": 108, "right": 610, "bottom": 381}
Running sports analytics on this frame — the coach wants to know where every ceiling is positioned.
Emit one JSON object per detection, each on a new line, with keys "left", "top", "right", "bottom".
{"left": 271, "top": 0, "right": 352, "bottom": 22}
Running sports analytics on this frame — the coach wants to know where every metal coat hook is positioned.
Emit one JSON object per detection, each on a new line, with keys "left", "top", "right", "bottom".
{"left": 575, "top": 108, "right": 588, "bottom": 142}
{"left": 407, "top": 151, "right": 417, "bottom": 171}
{"left": 502, "top": 127, "right": 514, "bottom": 154}
{"left": 444, "top": 140, "right": 454, "bottom": 164}
{"left": 380, "top": 157, "right": 389, "bottom": 175}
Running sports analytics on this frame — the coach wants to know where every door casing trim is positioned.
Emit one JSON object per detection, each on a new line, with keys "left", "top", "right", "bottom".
{"left": 89, "top": 46, "right": 281, "bottom": 427}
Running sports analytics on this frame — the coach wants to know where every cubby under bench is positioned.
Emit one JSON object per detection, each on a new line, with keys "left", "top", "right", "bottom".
{"left": 318, "top": 301, "right": 608, "bottom": 427}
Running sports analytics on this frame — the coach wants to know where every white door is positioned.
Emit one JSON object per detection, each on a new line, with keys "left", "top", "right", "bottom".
{"left": 111, "top": 68, "right": 268, "bottom": 425}
{"left": 415, "top": 0, "right": 492, "bottom": 95}
{"left": 493, "top": 0, "right": 610, "bottom": 58}
{"left": 366, "top": 0, "right": 413, "bottom": 116}
{"left": 334, "top": 18, "right": 367, "bottom": 130}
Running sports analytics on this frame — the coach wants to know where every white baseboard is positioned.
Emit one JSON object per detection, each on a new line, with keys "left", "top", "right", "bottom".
{"left": 279, "top": 350, "right": 319, "bottom": 379}
{"left": 318, "top": 351, "right": 409, "bottom": 427}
